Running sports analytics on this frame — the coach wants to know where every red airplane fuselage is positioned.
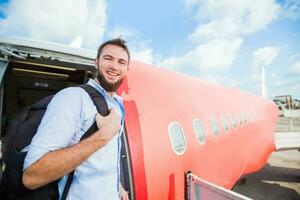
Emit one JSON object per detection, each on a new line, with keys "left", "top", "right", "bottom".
{"left": 118, "top": 61, "right": 279, "bottom": 200}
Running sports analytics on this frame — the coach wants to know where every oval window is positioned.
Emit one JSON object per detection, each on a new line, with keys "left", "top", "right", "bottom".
{"left": 229, "top": 113, "right": 238, "bottom": 129}
{"left": 209, "top": 117, "right": 220, "bottom": 136}
{"left": 246, "top": 113, "right": 250, "bottom": 123}
{"left": 168, "top": 122, "right": 187, "bottom": 155}
{"left": 193, "top": 119, "right": 205, "bottom": 144}
{"left": 221, "top": 115, "right": 230, "bottom": 133}
{"left": 238, "top": 113, "right": 244, "bottom": 126}
{"left": 251, "top": 112, "right": 255, "bottom": 122}
{"left": 248, "top": 113, "right": 252, "bottom": 123}
{"left": 243, "top": 112, "right": 248, "bottom": 124}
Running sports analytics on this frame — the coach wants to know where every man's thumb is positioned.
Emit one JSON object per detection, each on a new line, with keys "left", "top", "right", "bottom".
{"left": 109, "top": 108, "right": 116, "bottom": 115}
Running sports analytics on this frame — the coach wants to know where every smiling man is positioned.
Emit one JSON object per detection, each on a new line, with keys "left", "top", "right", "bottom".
{"left": 22, "top": 39, "right": 130, "bottom": 200}
{"left": 96, "top": 39, "right": 129, "bottom": 94}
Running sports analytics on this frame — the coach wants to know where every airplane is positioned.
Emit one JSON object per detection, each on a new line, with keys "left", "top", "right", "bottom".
{"left": 0, "top": 36, "right": 297, "bottom": 200}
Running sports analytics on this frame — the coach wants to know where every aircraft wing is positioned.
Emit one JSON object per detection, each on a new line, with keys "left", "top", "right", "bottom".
{"left": 274, "top": 132, "right": 300, "bottom": 151}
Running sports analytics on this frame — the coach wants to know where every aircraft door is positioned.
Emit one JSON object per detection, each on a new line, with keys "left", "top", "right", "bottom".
{"left": 120, "top": 127, "right": 134, "bottom": 199}
{"left": 0, "top": 59, "right": 9, "bottom": 143}
{"left": 0, "top": 59, "right": 9, "bottom": 179}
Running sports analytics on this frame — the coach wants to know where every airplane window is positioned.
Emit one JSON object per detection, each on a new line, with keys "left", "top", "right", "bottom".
{"left": 252, "top": 112, "right": 255, "bottom": 122}
{"left": 193, "top": 119, "right": 205, "bottom": 144}
{"left": 168, "top": 122, "right": 186, "bottom": 155}
{"left": 228, "top": 114, "right": 237, "bottom": 129}
{"left": 243, "top": 113, "right": 247, "bottom": 124}
{"left": 242, "top": 112, "right": 246, "bottom": 124}
{"left": 235, "top": 113, "right": 241, "bottom": 127}
{"left": 221, "top": 115, "right": 230, "bottom": 133}
{"left": 209, "top": 117, "right": 220, "bottom": 136}
{"left": 247, "top": 113, "right": 251, "bottom": 123}
{"left": 239, "top": 113, "right": 244, "bottom": 126}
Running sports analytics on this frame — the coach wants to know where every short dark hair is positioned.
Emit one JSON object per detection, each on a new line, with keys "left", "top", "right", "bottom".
{"left": 97, "top": 38, "right": 130, "bottom": 61}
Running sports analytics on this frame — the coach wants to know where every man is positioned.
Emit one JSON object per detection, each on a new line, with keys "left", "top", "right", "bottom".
{"left": 22, "top": 38, "right": 130, "bottom": 200}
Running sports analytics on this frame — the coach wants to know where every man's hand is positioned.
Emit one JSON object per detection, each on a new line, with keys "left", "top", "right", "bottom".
{"left": 95, "top": 108, "right": 121, "bottom": 142}
{"left": 120, "top": 184, "right": 129, "bottom": 200}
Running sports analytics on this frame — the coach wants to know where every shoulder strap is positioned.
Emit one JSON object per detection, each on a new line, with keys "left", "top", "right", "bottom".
{"left": 61, "top": 84, "right": 109, "bottom": 200}
{"left": 79, "top": 84, "right": 109, "bottom": 117}
{"left": 78, "top": 84, "right": 109, "bottom": 140}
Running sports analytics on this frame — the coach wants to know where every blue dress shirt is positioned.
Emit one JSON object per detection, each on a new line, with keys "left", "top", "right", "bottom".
{"left": 24, "top": 79, "right": 125, "bottom": 200}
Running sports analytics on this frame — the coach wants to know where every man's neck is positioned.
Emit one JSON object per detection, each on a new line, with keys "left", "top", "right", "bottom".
{"left": 107, "top": 92, "right": 114, "bottom": 98}
{"left": 94, "top": 78, "right": 115, "bottom": 98}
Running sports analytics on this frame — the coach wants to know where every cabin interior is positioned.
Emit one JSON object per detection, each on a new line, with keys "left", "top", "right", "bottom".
{"left": 2, "top": 59, "right": 95, "bottom": 124}
{"left": 3, "top": 59, "right": 94, "bottom": 123}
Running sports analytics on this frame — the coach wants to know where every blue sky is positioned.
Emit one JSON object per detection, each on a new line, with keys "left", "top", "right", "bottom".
{"left": 0, "top": 0, "right": 299, "bottom": 99}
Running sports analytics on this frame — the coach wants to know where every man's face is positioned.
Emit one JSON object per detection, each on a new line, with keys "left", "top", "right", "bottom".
{"left": 95, "top": 44, "right": 129, "bottom": 92}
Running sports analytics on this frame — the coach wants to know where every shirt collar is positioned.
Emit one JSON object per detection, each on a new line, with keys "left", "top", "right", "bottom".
{"left": 87, "top": 79, "right": 123, "bottom": 103}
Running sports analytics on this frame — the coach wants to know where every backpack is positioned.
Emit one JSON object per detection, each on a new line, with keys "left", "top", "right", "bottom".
{"left": 1, "top": 84, "right": 109, "bottom": 200}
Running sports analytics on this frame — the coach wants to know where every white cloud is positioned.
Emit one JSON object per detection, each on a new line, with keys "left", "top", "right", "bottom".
{"left": 271, "top": 72, "right": 277, "bottom": 78}
{"left": 280, "top": 0, "right": 300, "bottom": 19}
{"left": 107, "top": 26, "right": 136, "bottom": 40}
{"left": 291, "top": 60, "right": 300, "bottom": 73}
{"left": 187, "top": 0, "right": 279, "bottom": 40}
{"left": 189, "top": 18, "right": 241, "bottom": 41}
{"left": 106, "top": 25, "right": 155, "bottom": 64}
{"left": 184, "top": 0, "right": 199, "bottom": 9}
{"left": 269, "top": 77, "right": 300, "bottom": 99}
{"left": 0, "top": 0, "right": 107, "bottom": 48}
{"left": 251, "top": 73, "right": 260, "bottom": 82}
{"left": 289, "top": 53, "right": 300, "bottom": 62}
{"left": 162, "top": 0, "right": 280, "bottom": 74}
{"left": 132, "top": 48, "right": 154, "bottom": 64}
{"left": 160, "top": 38, "right": 242, "bottom": 72}
{"left": 252, "top": 47, "right": 280, "bottom": 68}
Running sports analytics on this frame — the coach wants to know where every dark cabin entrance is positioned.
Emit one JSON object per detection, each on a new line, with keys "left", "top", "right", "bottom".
{"left": 0, "top": 48, "right": 133, "bottom": 199}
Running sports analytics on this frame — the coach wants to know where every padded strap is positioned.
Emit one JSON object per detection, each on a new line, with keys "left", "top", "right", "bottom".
{"left": 79, "top": 84, "right": 109, "bottom": 117}
{"left": 61, "top": 84, "right": 109, "bottom": 200}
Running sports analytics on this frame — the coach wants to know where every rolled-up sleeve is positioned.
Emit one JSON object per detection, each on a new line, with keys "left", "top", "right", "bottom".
{"left": 23, "top": 87, "right": 84, "bottom": 170}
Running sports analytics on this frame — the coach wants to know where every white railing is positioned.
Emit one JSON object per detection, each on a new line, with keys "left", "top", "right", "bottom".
{"left": 185, "top": 172, "right": 252, "bottom": 200}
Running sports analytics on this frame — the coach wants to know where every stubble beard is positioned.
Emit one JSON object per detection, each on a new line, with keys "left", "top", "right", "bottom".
{"left": 96, "top": 69, "right": 124, "bottom": 92}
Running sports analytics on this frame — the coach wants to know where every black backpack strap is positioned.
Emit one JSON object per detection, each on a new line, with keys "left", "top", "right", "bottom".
{"left": 61, "top": 84, "right": 109, "bottom": 200}
{"left": 79, "top": 84, "right": 110, "bottom": 116}
{"left": 78, "top": 84, "right": 110, "bottom": 140}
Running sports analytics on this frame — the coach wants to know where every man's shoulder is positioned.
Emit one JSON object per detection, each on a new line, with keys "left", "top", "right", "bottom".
{"left": 49, "top": 86, "right": 92, "bottom": 108}
{"left": 56, "top": 86, "right": 90, "bottom": 98}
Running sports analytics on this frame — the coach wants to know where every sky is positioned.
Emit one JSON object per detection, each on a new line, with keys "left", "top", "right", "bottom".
{"left": 0, "top": 0, "right": 299, "bottom": 100}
